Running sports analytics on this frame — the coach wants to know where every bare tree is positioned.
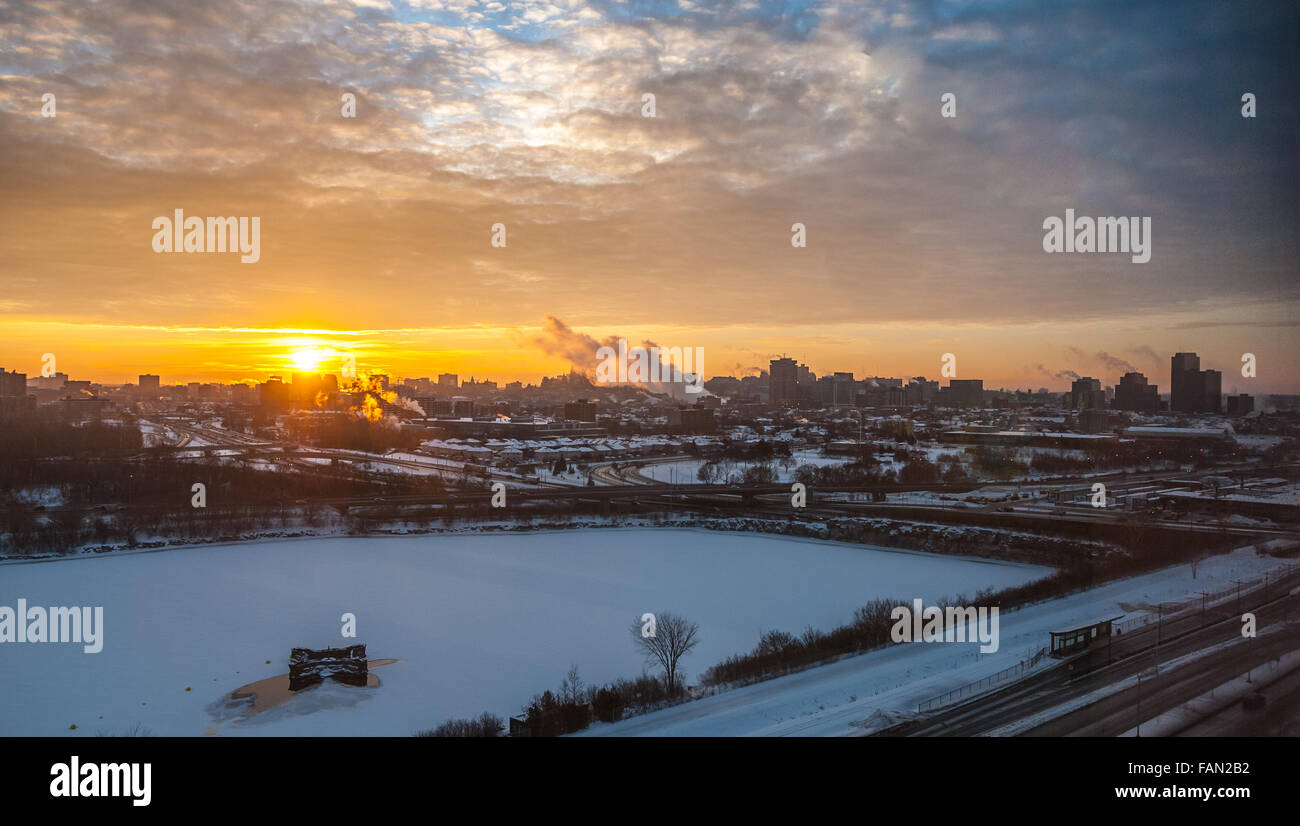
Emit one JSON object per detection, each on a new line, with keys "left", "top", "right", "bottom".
{"left": 630, "top": 612, "right": 699, "bottom": 695}
{"left": 560, "top": 664, "right": 585, "bottom": 705}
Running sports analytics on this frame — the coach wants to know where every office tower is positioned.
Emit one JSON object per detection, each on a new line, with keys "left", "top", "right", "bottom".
{"left": 1171, "top": 352, "right": 1222, "bottom": 413}
{"left": 1114, "top": 372, "right": 1159, "bottom": 414}
{"left": 769, "top": 357, "right": 798, "bottom": 403}
{"left": 1170, "top": 352, "right": 1200, "bottom": 412}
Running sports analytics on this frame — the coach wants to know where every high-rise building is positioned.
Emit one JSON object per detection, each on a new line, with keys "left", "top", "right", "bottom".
{"left": 139, "top": 374, "right": 160, "bottom": 396}
{"left": 1114, "top": 372, "right": 1159, "bottom": 414}
{"left": 1170, "top": 352, "right": 1200, "bottom": 412}
{"left": 438, "top": 373, "right": 459, "bottom": 389}
{"left": 1201, "top": 369, "right": 1222, "bottom": 414}
{"left": 769, "top": 357, "right": 799, "bottom": 403}
{"left": 1068, "top": 377, "right": 1106, "bottom": 410}
{"left": 1171, "top": 352, "right": 1221, "bottom": 413}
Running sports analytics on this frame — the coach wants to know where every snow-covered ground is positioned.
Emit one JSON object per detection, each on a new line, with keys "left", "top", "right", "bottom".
{"left": 0, "top": 529, "right": 1049, "bottom": 737}
{"left": 577, "top": 545, "right": 1295, "bottom": 737}
{"left": 639, "top": 449, "right": 851, "bottom": 485}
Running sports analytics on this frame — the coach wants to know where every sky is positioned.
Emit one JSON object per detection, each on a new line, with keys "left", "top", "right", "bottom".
{"left": 0, "top": 0, "right": 1296, "bottom": 393}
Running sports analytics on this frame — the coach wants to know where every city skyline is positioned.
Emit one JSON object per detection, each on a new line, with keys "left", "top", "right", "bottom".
{"left": 0, "top": 340, "right": 1280, "bottom": 403}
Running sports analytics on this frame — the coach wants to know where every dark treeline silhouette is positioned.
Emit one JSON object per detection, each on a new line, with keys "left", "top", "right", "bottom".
{"left": 415, "top": 712, "right": 505, "bottom": 737}
{"left": 419, "top": 665, "right": 686, "bottom": 737}
{"left": 0, "top": 419, "right": 143, "bottom": 463}
{"left": 284, "top": 414, "right": 422, "bottom": 453}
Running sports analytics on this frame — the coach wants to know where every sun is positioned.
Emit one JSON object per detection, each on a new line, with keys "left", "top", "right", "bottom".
{"left": 289, "top": 347, "right": 325, "bottom": 372}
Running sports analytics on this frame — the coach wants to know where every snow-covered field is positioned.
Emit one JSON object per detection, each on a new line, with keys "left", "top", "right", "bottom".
{"left": 639, "top": 449, "right": 851, "bottom": 484}
{"left": 0, "top": 529, "right": 1048, "bottom": 737}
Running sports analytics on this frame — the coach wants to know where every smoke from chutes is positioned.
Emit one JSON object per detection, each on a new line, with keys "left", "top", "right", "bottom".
{"left": 1035, "top": 364, "right": 1080, "bottom": 382}
{"left": 524, "top": 314, "right": 708, "bottom": 400}
{"left": 390, "top": 396, "right": 426, "bottom": 417}
{"left": 1095, "top": 351, "right": 1138, "bottom": 374}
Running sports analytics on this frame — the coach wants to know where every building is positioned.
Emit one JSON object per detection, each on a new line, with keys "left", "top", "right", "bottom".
{"left": 59, "top": 395, "right": 113, "bottom": 422}
{"left": 945, "top": 379, "right": 984, "bottom": 409}
{"left": 291, "top": 372, "right": 338, "bottom": 406}
{"left": 1121, "top": 425, "right": 1232, "bottom": 444}
{"left": 907, "top": 377, "right": 938, "bottom": 405}
{"left": 1068, "top": 377, "right": 1106, "bottom": 410}
{"left": 0, "top": 368, "right": 35, "bottom": 420}
{"left": 1201, "top": 369, "right": 1222, "bottom": 413}
{"left": 817, "top": 372, "right": 857, "bottom": 406}
{"left": 1077, "top": 409, "right": 1110, "bottom": 433}
{"left": 564, "top": 398, "right": 598, "bottom": 422}
{"left": 438, "top": 373, "right": 459, "bottom": 389}
{"left": 138, "top": 374, "right": 161, "bottom": 397}
{"left": 769, "top": 357, "right": 799, "bottom": 403}
{"left": 28, "top": 372, "right": 68, "bottom": 391}
{"left": 1170, "top": 352, "right": 1199, "bottom": 412}
{"left": 0, "top": 368, "right": 26, "bottom": 398}
{"left": 1113, "top": 371, "right": 1159, "bottom": 414}
{"left": 666, "top": 405, "right": 716, "bottom": 434}
{"left": 1225, "top": 394, "right": 1254, "bottom": 416}
{"left": 1171, "top": 352, "right": 1221, "bottom": 413}
{"left": 259, "top": 377, "right": 291, "bottom": 409}
{"left": 1049, "top": 616, "right": 1122, "bottom": 658}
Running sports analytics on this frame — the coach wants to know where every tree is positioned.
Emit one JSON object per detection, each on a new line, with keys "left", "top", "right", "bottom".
{"left": 560, "top": 664, "right": 585, "bottom": 705}
{"left": 630, "top": 612, "right": 699, "bottom": 696}
{"left": 755, "top": 629, "right": 797, "bottom": 657}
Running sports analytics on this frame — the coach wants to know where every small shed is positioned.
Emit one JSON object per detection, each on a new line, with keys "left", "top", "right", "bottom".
{"left": 1049, "top": 616, "right": 1123, "bottom": 658}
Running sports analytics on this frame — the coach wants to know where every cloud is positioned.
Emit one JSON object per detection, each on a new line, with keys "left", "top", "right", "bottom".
{"left": 0, "top": 0, "right": 1294, "bottom": 388}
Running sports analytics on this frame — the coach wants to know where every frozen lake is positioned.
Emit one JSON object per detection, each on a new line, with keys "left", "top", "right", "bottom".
{"left": 0, "top": 528, "right": 1051, "bottom": 736}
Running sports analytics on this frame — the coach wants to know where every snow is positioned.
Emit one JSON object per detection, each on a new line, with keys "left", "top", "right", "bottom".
{"left": 576, "top": 546, "right": 1294, "bottom": 736}
{"left": 0, "top": 529, "right": 1048, "bottom": 737}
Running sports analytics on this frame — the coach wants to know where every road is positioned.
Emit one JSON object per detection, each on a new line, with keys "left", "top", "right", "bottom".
{"left": 875, "top": 569, "right": 1300, "bottom": 737}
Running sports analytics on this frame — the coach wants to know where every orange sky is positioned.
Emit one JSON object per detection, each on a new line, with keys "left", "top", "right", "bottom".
{"left": 1, "top": 0, "right": 1296, "bottom": 393}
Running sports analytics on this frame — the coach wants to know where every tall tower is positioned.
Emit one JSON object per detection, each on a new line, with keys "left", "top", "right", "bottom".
{"left": 1170, "top": 352, "right": 1199, "bottom": 412}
